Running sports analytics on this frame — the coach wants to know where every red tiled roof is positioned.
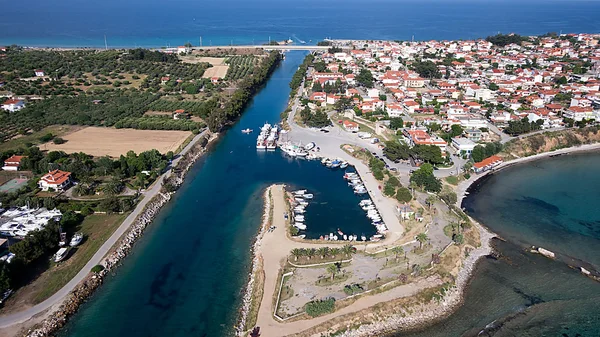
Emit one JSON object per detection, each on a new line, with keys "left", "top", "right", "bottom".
{"left": 473, "top": 155, "right": 503, "bottom": 169}
{"left": 40, "top": 170, "right": 71, "bottom": 185}
{"left": 4, "top": 155, "right": 24, "bottom": 166}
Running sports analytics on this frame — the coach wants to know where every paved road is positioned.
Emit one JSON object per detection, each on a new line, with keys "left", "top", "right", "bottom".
{"left": 190, "top": 45, "right": 329, "bottom": 51}
{"left": 0, "top": 131, "right": 209, "bottom": 328}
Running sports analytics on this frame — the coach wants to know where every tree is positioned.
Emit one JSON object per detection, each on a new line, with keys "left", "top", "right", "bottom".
{"left": 291, "top": 248, "right": 303, "bottom": 261}
{"left": 411, "top": 60, "right": 441, "bottom": 79}
{"left": 387, "top": 176, "right": 400, "bottom": 187}
{"left": 416, "top": 233, "right": 428, "bottom": 249}
{"left": 391, "top": 246, "right": 404, "bottom": 262}
{"left": 383, "top": 182, "right": 396, "bottom": 197}
{"left": 306, "top": 248, "right": 316, "bottom": 260}
{"left": 312, "top": 81, "right": 323, "bottom": 92}
{"left": 410, "top": 163, "right": 442, "bottom": 193}
{"left": 329, "top": 247, "right": 341, "bottom": 257}
{"left": 489, "top": 83, "right": 499, "bottom": 91}
{"left": 327, "top": 263, "right": 339, "bottom": 281}
{"left": 426, "top": 195, "right": 437, "bottom": 209}
{"left": 389, "top": 117, "right": 404, "bottom": 130}
{"left": 342, "top": 244, "right": 354, "bottom": 257}
{"left": 412, "top": 145, "right": 443, "bottom": 164}
{"left": 383, "top": 141, "right": 410, "bottom": 161}
{"left": 396, "top": 187, "right": 412, "bottom": 203}
{"left": 555, "top": 76, "right": 567, "bottom": 85}
{"left": 317, "top": 247, "right": 329, "bottom": 259}
{"left": 356, "top": 69, "right": 374, "bottom": 88}
{"left": 449, "top": 124, "right": 464, "bottom": 138}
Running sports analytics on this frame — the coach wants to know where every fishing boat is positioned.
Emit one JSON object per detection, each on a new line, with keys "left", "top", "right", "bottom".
{"left": 339, "top": 161, "right": 349, "bottom": 169}
{"left": 337, "top": 229, "right": 344, "bottom": 236}
{"left": 293, "top": 189, "right": 307, "bottom": 195}
{"left": 361, "top": 235, "right": 367, "bottom": 241}
{"left": 294, "top": 215, "right": 305, "bottom": 222}
{"left": 241, "top": 128, "right": 253, "bottom": 134}
{"left": 297, "top": 234, "right": 306, "bottom": 239}
{"left": 343, "top": 234, "right": 347, "bottom": 240}
{"left": 329, "top": 159, "right": 342, "bottom": 168}
{"left": 294, "top": 208, "right": 305, "bottom": 214}
{"left": 54, "top": 247, "right": 68, "bottom": 263}
{"left": 303, "top": 193, "right": 313, "bottom": 199}
{"left": 69, "top": 233, "right": 83, "bottom": 247}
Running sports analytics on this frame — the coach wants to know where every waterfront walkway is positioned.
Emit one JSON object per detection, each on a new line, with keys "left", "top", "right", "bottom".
{"left": 0, "top": 131, "right": 209, "bottom": 329}
{"left": 255, "top": 185, "right": 441, "bottom": 337}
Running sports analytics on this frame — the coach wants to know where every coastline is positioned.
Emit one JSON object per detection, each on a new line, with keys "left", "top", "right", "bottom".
{"left": 457, "top": 142, "right": 600, "bottom": 208}
{"left": 18, "top": 132, "right": 219, "bottom": 337}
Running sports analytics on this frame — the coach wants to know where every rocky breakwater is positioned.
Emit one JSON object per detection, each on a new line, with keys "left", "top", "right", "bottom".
{"left": 235, "top": 185, "right": 274, "bottom": 336}
{"left": 337, "top": 224, "right": 496, "bottom": 337}
{"left": 24, "top": 134, "right": 214, "bottom": 337}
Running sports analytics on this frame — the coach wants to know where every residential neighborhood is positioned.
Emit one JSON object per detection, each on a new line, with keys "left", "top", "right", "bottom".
{"left": 293, "top": 33, "right": 600, "bottom": 173}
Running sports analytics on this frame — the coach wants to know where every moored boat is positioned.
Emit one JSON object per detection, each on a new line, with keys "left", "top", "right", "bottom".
{"left": 69, "top": 233, "right": 83, "bottom": 247}
{"left": 54, "top": 247, "right": 68, "bottom": 262}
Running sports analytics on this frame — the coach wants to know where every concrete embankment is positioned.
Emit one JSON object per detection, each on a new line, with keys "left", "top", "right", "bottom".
{"left": 23, "top": 133, "right": 217, "bottom": 337}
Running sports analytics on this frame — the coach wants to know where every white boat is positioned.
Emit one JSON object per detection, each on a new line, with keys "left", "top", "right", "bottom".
{"left": 242, "top": 128, "right": 253, "bottom": 134}
{"left": 321, "top": 157, "right": 330, "bottom": 165}
{"left": 297, "top": 234, "right": 306, "bottom": 239}
{"left": 340, "top": 161, "right": 349, "bottom": 169}
{"left": 303, "top": 193, "right": 313, "bottom": 199}
{"left": 361, "top": 235, "right": 367, "bottom": 241}
{"left": 293, "top": 190, "right": 307, "bottom": 195}
{"left": 343, "top": 234, "right": 347, "bottom": 240}
{"left": 297, "top": 200, "right": 308, "bottom": 206}
{"left": 294, "top": 216, "right": 305, "bottom": 222}
{"left": 329, "top": 159, "right": 342, "bottom": 168}
{"left": 69, "top": 233, "right": 83, "bottom": 247}
{"left": 305, "top": 142, "right": 316, "bottom": 151}
{"left": 54, "top": 248, "right": 68, "bottom": 263}
{"left": 294, "top": 223, "right": 307, "bottom": 230}
{"left": 359, "top": 199, "right": 372, "bottom": 206}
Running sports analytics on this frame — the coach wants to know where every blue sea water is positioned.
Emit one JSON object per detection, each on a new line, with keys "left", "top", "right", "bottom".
{"left": 1, "top": 0, "right": 600, "bottom": 48}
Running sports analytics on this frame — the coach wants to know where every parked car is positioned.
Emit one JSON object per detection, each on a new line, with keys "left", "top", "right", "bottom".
{"left": 0, "top": 289, "right": 13, "bottom": 305}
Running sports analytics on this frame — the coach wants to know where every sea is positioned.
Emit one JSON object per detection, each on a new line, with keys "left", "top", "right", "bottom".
{"left": 1, "top": 0, "right": 597, "bottom": 335}
{"left": 1, "top": 0, "right": 600, "bottom": 48}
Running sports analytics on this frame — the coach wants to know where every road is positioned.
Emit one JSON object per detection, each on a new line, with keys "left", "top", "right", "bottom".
{"left": 0, "top": 131, "right": 209, "bottom": 329}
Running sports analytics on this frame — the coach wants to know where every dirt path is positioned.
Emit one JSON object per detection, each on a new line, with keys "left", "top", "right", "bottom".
{"left": 255, "top": 186, "right": 441, "bottom": 337}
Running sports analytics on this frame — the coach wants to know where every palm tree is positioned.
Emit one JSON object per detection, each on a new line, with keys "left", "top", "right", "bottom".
{"left": 306, "top": 248, "right": 316, "bottom": 260}
{"left": 341, "top": 244, "right": 354, "bottom": 258}
{"left": 329, "top": 247, "right": 341, "bottom": 258}
{"left": 327, "top": 263, "right": 339, "bottom": 281}
{"left": 416, "top": 233, "right": 428, "bottom": 249}
{"left": 391, "top": 246, "right": 404, "bottom": 261}
{"left": 317, "top": 247, "right": 329, "bottom": 259}
{"left": 291, "top": 248, "right": 303, "bottom": 261}
{"left": 426, "top": 195, "right": 437, "bottom": 210}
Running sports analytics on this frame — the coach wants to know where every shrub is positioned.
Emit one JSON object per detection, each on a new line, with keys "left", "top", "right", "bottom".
{"left": 91, "top": 265, "right": 105, "bottom": 273}
{"left": 387, "top": 176, "right": 400, "bottom": 187}
{"left": 383, "top": 182, "right": 396, "bottom": 197}
{"left": 305, "top": 298, "right": 335, "bottom": 317}
{"left": 53, "top": 137, "right": 66, "bottom": 144}
{"left": 39, "top": 133, "right": 54, "bottom": 142}
{"left": 80, "top": 206, "right": 93, "bottom": 216}
{"left": 372, "top": 168, "right": 384, "bottom": 181}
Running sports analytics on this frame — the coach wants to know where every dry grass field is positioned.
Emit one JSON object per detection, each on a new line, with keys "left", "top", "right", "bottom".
{"left": 40, "top": 127, "right": 192, "bottom": 157}
{"left": 202, "top": 65, "right": 229, "bottom": 79}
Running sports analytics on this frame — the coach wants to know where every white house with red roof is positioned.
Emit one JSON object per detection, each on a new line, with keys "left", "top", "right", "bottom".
{"left": 38, "top": 170, "right": 72, "bottom": 191}
{"left": 2, "top": 155, "right": 24, "bottom": 171}
{"left": 1, "top": 99, "right": 25, "bottom": 112}
{"left": 342, "top": 120, "right": 359, "bottom": 132}
{"left": 404, "top": 129, "right": 447, "bottom": 152}
{"left": 34, "top": 69, "right": 45, "bottom": 77}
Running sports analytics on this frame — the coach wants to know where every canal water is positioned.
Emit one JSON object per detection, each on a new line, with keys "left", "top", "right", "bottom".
{"left": 60, "top": 51, "right": 376, "bottom": 337}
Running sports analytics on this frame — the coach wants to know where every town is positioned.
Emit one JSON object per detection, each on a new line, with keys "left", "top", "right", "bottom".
{"left": 287, "top": 33, "right": 600, "bottom": 177}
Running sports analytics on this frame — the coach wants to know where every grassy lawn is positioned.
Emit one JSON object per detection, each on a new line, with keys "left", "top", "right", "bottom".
{"left": 445, "top": 175, "right": 459, "bottom": 185}
{"left": 315, "top": 272, "right": 351, "bottom": 287}
{"left": 0, "top": 125, "right": 81, "bottom": 152}
{"left": 32, "top": 213, "right": 128, "bottom": 303}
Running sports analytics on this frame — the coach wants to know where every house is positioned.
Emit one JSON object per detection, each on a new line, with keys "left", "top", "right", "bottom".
{"left": 473, "top": 155, "right": 503, "bottom": 173}
{"left": 451, "top": 138, "right": 476, "bottom": 155}
{"left": 367, "top": 88, "right": 380, "bottom": 98}
{"left": 2, "top": 155, "right": 24, "bottom": 171}
{"left": 404, "top": 129, "right": 447, "bottom": 152}
{"left": 38, "top": 170, "right": 72, "bottom": 192}
{"left": 397, "top": 204, "right": 415, "bottom": 220}
{"left": 34, "top": 69, "right": 45, "bottom": 77}
{"left": 465, "top": 128, "right": 482, "bottom": 142}
{"left": 343, "top": 120, "right": 359, "bottom": 132}
{"left": 177, "top": 46, "right": 190, "bottom": 54}
{"left": 173, "top": 109, "right": 190, "bottom": 120}
{"left": 1, "top": 99, "right": 25, "bottom": 112}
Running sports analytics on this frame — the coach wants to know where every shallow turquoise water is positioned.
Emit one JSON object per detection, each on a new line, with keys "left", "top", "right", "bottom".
{"left": 60, "top": 51, "right": 377, "bottom": 337}
{"left": 391, "top": 154, "right": 600, "bottom": 336}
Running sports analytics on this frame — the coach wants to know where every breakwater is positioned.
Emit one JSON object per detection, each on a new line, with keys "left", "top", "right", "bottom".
{"left": 23, "top": 133, "right": 215, "bottom": 337}
{"left": 336, "top": 224, "right": 495, "bottom": 337}
{"left": 235, "top": 185, "right": 273, "bottom": 335}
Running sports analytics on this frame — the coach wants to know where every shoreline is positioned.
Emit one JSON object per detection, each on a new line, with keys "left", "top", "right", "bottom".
{"left": 457, "top": 142, "right": 600, "bottom": 208}
{"left": 19, "top": 132, "right": 219, "bottom": 337}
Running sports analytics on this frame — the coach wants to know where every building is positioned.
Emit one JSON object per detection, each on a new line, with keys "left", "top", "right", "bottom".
{"left": 1, "top": 99, "right": 25, "bottom": 112}
{"left": 451, "top": 137, "right": 476, "bottom": 155}
{"left": 2, "top": 155, "right": 24, "bottom": 171}
{"left": 343, "top": 120, "right": 360, "bottom": 132}
{"left": 404, "top": 129, "right": 447, "bottom": 152}
{"left": 177, "top": 46, "right": 190, "bottom": 54}
{"left": 34, "top": 69, "right": 45, "bottom": 77}
{"left": 473, "top": 155, "right": 503, "bottom": 173}
{"left": 397, "top": 204, "right": 415, "bottom": 220}
{"left": 38, "top": 170, "right": 72, "bottom": 191}
{"left": 465, "top": 128, "right": 482, "bottom": 142}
